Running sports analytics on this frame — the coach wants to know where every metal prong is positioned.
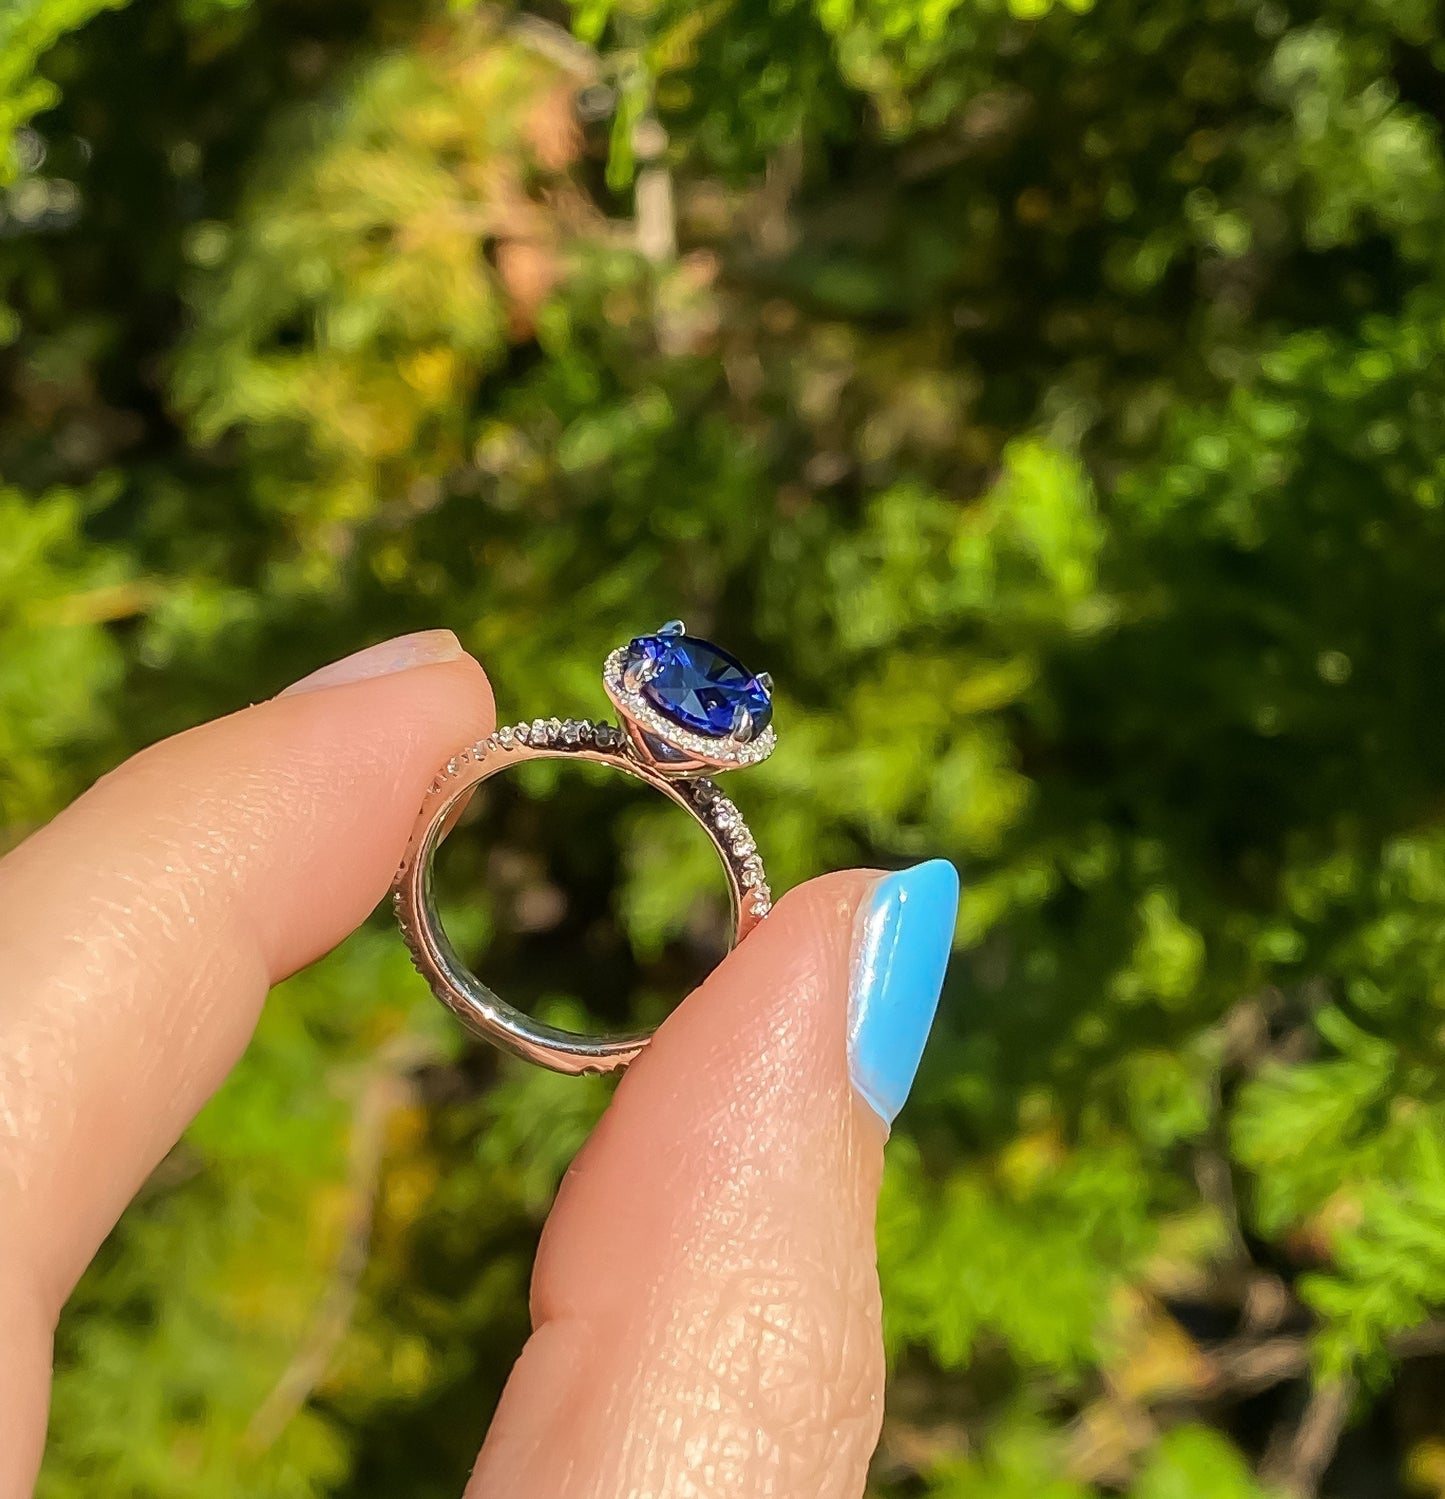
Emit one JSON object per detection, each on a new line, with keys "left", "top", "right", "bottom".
{"left": 623, "top": 652, "right": 660, "bottom": 691}
{"left": 731, "top": 703, "right": 755, "bottom": 742}
{"left": 659, "top": 619, "right": 686, "bottom": 637}
{"left": 758, "top": 671, "right": 774, "bottom": 694}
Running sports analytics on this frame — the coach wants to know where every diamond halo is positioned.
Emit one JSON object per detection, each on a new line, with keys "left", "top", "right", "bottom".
{"left": 602, "top": 644, "right": 777, "bottom": 773}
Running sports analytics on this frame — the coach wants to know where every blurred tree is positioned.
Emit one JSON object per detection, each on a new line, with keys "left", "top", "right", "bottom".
{"left": 8, "top": 0, "right": 1445, "bottom": 1495}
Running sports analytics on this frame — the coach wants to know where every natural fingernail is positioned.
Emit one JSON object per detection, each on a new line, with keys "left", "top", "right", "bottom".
{"left": 847, "top": 859, "right": 960, "bottom": 1127}
{"left": 277, "top": 630, "right": 465, "bottom": 697}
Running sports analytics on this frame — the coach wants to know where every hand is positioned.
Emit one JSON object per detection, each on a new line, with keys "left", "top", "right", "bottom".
{"left": 0, "top": 632, "right": 956, "bottom": 1498}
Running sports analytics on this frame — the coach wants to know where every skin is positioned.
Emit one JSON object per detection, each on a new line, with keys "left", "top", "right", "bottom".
{"left": 0, "top": 647, "right": 888, "bottom": 1498}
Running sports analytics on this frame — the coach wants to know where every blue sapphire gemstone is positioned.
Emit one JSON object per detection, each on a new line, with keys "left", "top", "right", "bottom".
{"left": 629, "top": 633, "right": 773, "bottom": 739}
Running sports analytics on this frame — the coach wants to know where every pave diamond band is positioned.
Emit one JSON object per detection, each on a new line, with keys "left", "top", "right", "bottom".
{"left": 393, "top": 628, "right": 776, "bottom": 1075}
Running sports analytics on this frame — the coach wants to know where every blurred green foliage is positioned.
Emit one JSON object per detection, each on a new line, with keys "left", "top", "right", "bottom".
{"left": 8, "top": 0, "right": 1445, "bottom": 1493}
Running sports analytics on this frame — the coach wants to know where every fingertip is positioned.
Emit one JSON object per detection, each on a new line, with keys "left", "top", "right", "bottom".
{"left": 534, "top": 868, "right": 884, "bottom": 1316}
{"left": 259, "top": 647, "right": 495, "bottom": 764}
{"left": 221, "top": 650, "right": 496, "bottom": 971}
{"left": 475, "top": 868, "right": 894, "bottom": 1497}
{"left": 0, "top": 637, "right": 497, "bottom": 1337}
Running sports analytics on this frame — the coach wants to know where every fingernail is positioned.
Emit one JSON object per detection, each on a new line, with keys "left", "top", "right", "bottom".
{"left": 277, "top": 630, "right": 465, "bottom": 697}
{"left": 848, "top": 859, "right": 960, "bottom": 1127}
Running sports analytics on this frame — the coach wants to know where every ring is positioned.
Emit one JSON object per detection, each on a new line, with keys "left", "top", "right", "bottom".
{"left": 392, "top": 622, "right": 776, "bottom": 1075}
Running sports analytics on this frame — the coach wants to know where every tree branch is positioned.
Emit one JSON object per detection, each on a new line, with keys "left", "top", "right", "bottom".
{"left": 1260, "top": 1378, "right": 1355, "bottom": 1499}
{"left": 243, "top": 1035, "right": 438, "bottom": 1452}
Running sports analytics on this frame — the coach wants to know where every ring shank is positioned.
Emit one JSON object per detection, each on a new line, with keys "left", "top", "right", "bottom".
{"left": 392, "top": 720, "right": 771, "bottom": 1075}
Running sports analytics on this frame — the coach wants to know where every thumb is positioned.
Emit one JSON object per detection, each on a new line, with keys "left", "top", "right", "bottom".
{"left": 470, "top": 861, "right": 959, "bottom": 1499}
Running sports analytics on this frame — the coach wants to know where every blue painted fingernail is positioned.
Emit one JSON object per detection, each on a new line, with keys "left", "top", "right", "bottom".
{"left": 847, "top": 860, "right": 960, "bottom": 1127}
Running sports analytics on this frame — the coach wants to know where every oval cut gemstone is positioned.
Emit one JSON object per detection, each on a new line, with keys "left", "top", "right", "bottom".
{"left": 629, "top": 633, "right": 773, "bottom": 739}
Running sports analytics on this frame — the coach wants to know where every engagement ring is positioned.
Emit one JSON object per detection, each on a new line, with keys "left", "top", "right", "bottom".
{"left": 393, "top": 622, "right": 774, "bottom": 1074}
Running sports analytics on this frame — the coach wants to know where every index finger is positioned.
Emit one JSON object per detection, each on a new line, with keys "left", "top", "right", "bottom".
{"left": 0, "top": 631, "right": 492, "bottom": 1496}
